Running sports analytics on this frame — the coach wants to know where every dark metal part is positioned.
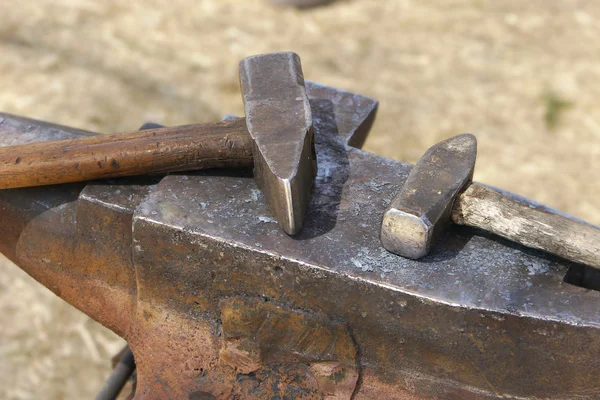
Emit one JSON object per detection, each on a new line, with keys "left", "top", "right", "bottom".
{"left": 2, "top": 84, "right": 600, "bottom": 398}
{"left": 97, "top": 347, "right": 136, "bottom": 400}
{"left": 381, "top": 134, "right": 477, "bottom": 259}
{"left": 240, "top": 52, "right": 316, "bottom": 235}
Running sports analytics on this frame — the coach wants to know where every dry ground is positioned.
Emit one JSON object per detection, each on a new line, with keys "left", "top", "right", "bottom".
{"left": 1, "top": 0, "right": 599, "bottom": 398}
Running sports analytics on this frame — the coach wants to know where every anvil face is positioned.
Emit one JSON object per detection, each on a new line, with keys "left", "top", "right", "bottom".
{"left": 1, "top": 84, "right": 600, "bottom": 399}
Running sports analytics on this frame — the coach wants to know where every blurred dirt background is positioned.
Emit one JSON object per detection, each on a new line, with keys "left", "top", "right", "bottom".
{"left": 1, "top": 0, "right": 599, "bottom": 398}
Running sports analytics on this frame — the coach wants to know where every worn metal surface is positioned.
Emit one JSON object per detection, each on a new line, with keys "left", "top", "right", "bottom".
{"left": 2, "top": 82, "right": 600, "bottom": 398}
{"left": 240, "top": 52, "right": 316, "bottom": 235}
{"left": 381, "top": 134, "right": 477, "bottom": 259}
{"left": 382, "top": 134, "right": 600, "bottom": 270}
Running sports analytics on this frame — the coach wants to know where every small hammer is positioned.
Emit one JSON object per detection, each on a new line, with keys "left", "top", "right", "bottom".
{"left": 381, "top": 134, "right": 600, "bottom": 269}
{"left": 0, "top": 52, "right": 316, "bottom": 235}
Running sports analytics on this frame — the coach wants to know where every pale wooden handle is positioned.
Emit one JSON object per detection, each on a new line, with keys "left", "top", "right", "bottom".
{"left": 0, "top": 118, "right": 254, "bottom": 189}
{"left": 452, "top": 183, "right": 600, "bottom": 269}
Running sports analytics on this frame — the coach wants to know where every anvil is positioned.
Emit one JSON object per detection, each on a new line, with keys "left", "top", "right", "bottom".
{"left": 1, "top": 82, "right": 600, "bottom": 399}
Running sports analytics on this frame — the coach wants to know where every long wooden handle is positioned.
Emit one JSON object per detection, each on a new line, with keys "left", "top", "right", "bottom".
{"left": 0, "top": 117, "right": 254, "bottom": 189}
{"left": 452, "top": 183, "right": 600, "bottom": 269}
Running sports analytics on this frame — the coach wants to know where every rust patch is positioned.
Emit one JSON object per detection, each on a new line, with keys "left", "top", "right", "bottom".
{"left": 127, "top": 298, "right": 361, "bottom": 399}
{"left": 219, "top": 297, "right": 359, "bottom": 399}
{"left": 219, "top": 339, "right": 261, "bottom": 375}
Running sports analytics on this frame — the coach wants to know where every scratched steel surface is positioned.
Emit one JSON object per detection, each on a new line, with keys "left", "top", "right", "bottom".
{"left": 1, "top": 82, "right": 600, "bottom": 398}
{"left": 136, "top": 98, "right": 600, "bottom": 328}
{"left": 130, "top": 83, "right": 600, "bottom": 397}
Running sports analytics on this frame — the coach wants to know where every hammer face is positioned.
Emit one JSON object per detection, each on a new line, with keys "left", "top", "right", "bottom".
{"left": 381, "top": 209, "right": 433, "bottom": 259}
{"left": 240, "top": 52, "right": 316, "bottom": 235}
{"left": 252, "top": 129, "right": 316, "bottom": 234}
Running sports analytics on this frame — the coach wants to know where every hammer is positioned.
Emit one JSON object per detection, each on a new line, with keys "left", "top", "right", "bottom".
{"left": 381, "top": 134, "right": 600, "bottom": 269}
{"left": 0, "top": 52, "right": 316, "bottom": 235}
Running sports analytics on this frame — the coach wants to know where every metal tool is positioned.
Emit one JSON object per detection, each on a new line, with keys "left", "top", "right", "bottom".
{"left": 0, "top": 52, "right": 315, "bottom": 235}
{"left": 240, "top": 53, "right": 316, "bottom": 234}
{"left": 381, "top": 134, "right": 600, "bottom": 268}
{"left": 3, "top": 85, "right": 600, "bottom": 398}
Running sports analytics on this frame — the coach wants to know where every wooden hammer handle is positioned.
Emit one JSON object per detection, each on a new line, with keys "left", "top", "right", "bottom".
{"left": 0, "top": 117, "right": 254, "bottom": 189}
{"left": 452, "top": 183, "right": 600, "bottom": 269}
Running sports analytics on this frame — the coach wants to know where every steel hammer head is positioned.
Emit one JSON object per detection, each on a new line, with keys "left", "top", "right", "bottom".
{"left": 240, "top": 52, "right": 316, "bottom": 235}
{"left": 381, "top": 134, "right": 477, "bottom": 259}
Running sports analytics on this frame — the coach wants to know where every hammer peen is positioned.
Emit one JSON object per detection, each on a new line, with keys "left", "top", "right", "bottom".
{"left": 381, "top": 134, "right": 600, "bottom": 270}
{"left": 0, "top": 52, "right": 316, "bottom": 235}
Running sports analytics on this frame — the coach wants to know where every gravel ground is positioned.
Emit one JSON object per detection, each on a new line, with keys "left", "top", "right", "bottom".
{"left": 1, "top": 0, "right": 599, "bottom": 398}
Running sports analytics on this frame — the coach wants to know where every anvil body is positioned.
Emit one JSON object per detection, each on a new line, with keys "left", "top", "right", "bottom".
{"left": 1, "top": 85, "right": 599, "bottom": 399}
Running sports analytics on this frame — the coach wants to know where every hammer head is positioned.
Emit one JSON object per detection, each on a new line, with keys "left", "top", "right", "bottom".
{"left": 240, "top": 52, "right": 316, "bottom": 235}
{"left": 381, "top": 134, "right": 477, "bottom": 259}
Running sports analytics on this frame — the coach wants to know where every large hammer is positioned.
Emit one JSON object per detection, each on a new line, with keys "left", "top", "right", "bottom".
{"left": 0, "top": 52, "right": 316, "bottom": 235}
{"left": 381, "top": 134, "right": 600, "bottom": 269}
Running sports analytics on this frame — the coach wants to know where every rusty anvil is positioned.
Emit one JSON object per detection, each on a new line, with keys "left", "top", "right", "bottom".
{"left": 2, "top": 81, "right": 600, "bottom": 398}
